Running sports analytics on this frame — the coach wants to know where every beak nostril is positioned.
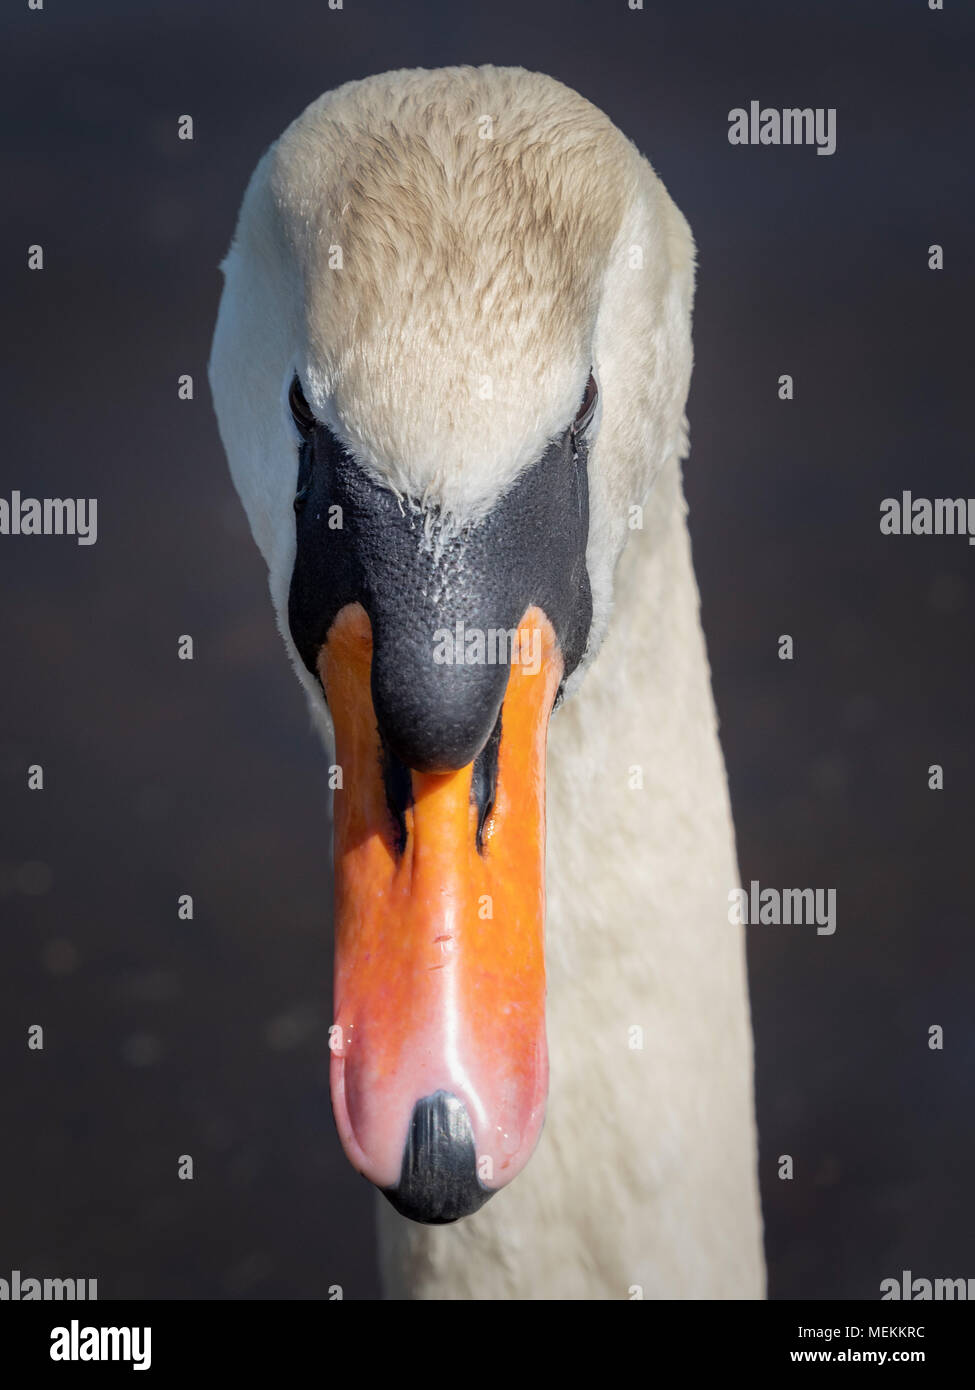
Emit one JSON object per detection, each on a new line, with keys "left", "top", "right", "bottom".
{"left": 470, "top": 708, "right": 503, "bottom": 854}
{"left": 382, "top": 1092, "right": 495, "bottom": 1225}
{"left": 379, "top": 733, "right": 412, "bottom": 855}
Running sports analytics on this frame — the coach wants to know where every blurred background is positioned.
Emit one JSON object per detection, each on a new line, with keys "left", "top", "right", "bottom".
{"left": 1, "top": 0, "right": 972, "bottom": 1299}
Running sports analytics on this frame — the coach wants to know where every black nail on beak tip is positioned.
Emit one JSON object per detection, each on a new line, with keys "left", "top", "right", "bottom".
{"left": 382, "top": 1092, "right": 495, "bottom": 1225}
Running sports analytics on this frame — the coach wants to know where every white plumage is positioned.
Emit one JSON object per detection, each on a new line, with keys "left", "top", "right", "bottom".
{"left": 210, "top": 64, "right": 764, "bottom": 1299}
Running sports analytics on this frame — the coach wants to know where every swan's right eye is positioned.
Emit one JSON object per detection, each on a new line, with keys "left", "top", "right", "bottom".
{"left": 289, "top": 374, "right": 317, "bottom": 438}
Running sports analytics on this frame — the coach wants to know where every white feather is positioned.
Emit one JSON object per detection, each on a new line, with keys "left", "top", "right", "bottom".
{"left": 209, "top": 64, "right": 764, "bottom": 1299}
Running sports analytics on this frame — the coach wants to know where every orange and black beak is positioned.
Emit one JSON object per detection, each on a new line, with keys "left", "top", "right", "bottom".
{"left": 323, "top": 604, "right": 562, "bottom": 1220}
{"left": 286, "top": 382, "right": 593, "bottom": 1222}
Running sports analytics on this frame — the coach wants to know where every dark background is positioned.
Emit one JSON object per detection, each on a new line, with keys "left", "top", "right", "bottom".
{"left": 1, "top": 0, "right": 971, "bottom": 1300}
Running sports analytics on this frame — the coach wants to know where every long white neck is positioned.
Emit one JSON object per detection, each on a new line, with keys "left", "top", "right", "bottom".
{"left": 377, "top": 457, "right": 765, "bottom": 1299}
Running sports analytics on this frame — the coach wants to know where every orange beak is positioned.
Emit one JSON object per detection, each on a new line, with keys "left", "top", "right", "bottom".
{"left": 320, "top": 603, "right": 562, "bottom": 1221}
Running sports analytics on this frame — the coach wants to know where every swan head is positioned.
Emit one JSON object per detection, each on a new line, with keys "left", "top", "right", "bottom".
{"left": 209, "top": 65, "right": 695, "bottom": 1222}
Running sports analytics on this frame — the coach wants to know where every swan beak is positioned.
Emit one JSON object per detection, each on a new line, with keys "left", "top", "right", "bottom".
{"left": 320, "top": 602, "right": 562, "bottom": 1223}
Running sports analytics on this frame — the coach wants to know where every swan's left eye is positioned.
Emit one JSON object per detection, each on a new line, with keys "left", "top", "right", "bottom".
{"left": 289, "top": 374, "right": 317, "bottom": 438}
{"left": 572, "top": 372, "right": 598, "bottom": 436}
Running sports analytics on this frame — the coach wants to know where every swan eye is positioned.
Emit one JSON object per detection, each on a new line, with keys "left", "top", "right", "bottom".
{"left": 289, "top": 374, "right": 317, "bottom": 438}
{"left": 572, "top": 372, "right": 598, "bottom": 436}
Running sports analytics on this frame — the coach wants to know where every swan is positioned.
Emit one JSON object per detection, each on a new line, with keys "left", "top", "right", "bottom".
{"left": 209, "top": 64, "right": 765, "bottom": 1300}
